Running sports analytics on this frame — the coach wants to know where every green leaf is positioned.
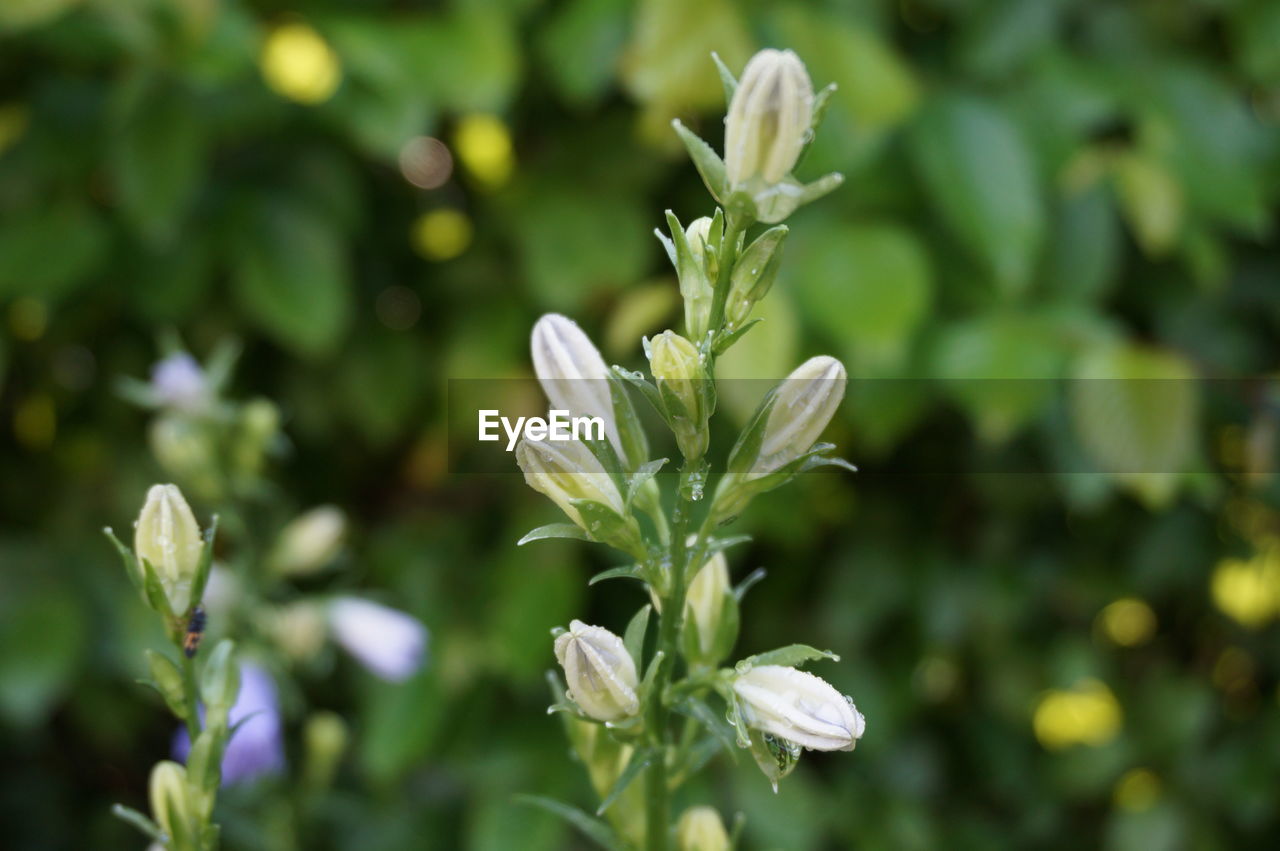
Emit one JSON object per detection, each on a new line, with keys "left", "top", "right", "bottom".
{"left": 111, "top": 804, "right": 162, "bottom": 843}
{"left": 230, "top": 198, "right": 351, "bottom": 357}
{"left": 711, "top": 51, "right": 738, "bottom": 104}
{"left": 674, "top": 695, "right": 738, "bottom": 760}
{"left": 1111, "top": 151, "right": 1183, "bottom": 257}
{"left": 623, "top": 605, "right": 651, "bottom": 672}
{"left": 587, "top": 564, "right": 646, "bottom": 586}
{"left": 596, "top": 747, "right": 654, "bottom": 816}
{"left": 0, "top": 585, "right": 84, "bottom": 728}
{"left": 671, "top": 119, "right": 727, "bottom": 203}
{"left": 626, "top": 458, "right": 668, "bottom": 508}
{"left": 537, "top": 0, "right": 629, "bottom": 107}
{"left": 513, "top": 795, "right": 624, "bottom": 851}
{"left": 909, "top": 94, "right": 1044, "bottom": 296}
{"left": 0, "top": 203, "right": 107, "bottom": 300}
{"left": 519, "top": 524, "right": 590, "bottom": 546}
{"left": 736, "top": 644, "right": 839, "bottom": 671}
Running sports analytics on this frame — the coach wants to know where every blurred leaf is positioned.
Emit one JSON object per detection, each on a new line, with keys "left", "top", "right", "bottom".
{"left": 490, "top": 545, "right": 581, "bottom": 681}
{"left": 958, "top": 0, "right": 1066, "bottom": 81}
{"left": 1231, "top": 0, "right": 1280, "bottom": 83}
{"left": 513, "top": 794, "right": 624, "bottom": 851}
{"left": 337, "top": 333, "right": 423, "bottom": 445}
{"left": 1042, "top": 183, "right": 1121, "bottom": 303}
{"left": 108, "top": 76, "right": 207, "bottom": 246}
{"left": 0, "top": 0, "right": 80, "bottom": 32}
{"left": 909, "top": 94, "right": 1045, "bottom": 297}
{"left": 604, "top": 281, "right": 679, "bottom": 359}
{"left": 1070, "top": 342, "right": 1200, "bottom": 508}
{"left": 0, "top": 583, "right": 84, "bottom": 728}
{"left": 230, "top": 197, "right": 351, "bottom": 357}
{"left": 358, "top": 667, "right": 443, "bottom": 783}
{"left": 1111, "top": 151, "right": 1183, "bottom": 257}
{"left": 538, "top": 0, "right": 629, "bottom": 107}
{"left": 790, "top": 222, "right": 932, "bottom": 373}
{"left": 396, "top": 9, "right": 520, "bottom": 112}
{"left": 714, "top": 293, "right": 800, "bottom": 424}
{"left": 0, "top": 203, "right": 107, "bottom": 300}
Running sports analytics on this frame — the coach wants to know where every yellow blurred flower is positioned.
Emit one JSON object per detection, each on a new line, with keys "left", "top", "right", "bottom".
{"left": 1096, "top": 597, "right": 1157, "bottom": 647}
{"left": 260, "top": 22, "right": 341, "bottom": 105}
{"left": 411, "top": 209, "right": 472, "bottom": 261}
{"left": 454, "top": 114, "right": 514, "bottom": 188}
{"left": 1211, "top": 553, "right": 1280, "bottom": 629}
{"left": 1113, "top": 768, "right": 1161, "bottom": 813}
{"left": 1033, "top": 679, "right": 1122, "bottom": 750}
{"left": 0, "top": 102, "right": 30, "bottom": 154}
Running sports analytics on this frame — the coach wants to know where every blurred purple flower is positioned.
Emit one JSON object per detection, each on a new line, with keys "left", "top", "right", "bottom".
{"left": 151, "top": 353, "right": 209, "bottom": 412}
{"left": 328, "top": 597, "right": 427, "bottom": 682}
{"left": 173, "top": 661, "right": 285, "bottom": 785}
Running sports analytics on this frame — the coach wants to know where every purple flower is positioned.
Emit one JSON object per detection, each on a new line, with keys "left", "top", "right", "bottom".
{"left": 151, "top": 353, "right": 210, "bottom": 412}
{"left": 174, "top": 661, "right": 285, "bottom": 785}
{"left": 328, "top": 597, "right": 428, "bottom": 682}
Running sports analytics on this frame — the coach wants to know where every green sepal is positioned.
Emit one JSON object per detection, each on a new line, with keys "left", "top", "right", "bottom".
{"left": 736, "top": 644, "right": 839, "bottom": 672}
{"left": 711, "top": 51, "right": 738, "bottom": 105}
{"left": 748, "top": 172, "right": 845, "bottom": 225}
{"left": 111, "top": 804, "right": 163, "bottom": 842}
{"left": 518, "top": 523, "right": 590, "bottom": 546}
{"left": 587, "top": 564, "right": 647, "bottom": 587}
{"left": 733, "top": 567, "right": 767, "bottom": 602}
{"left": 625, "top": 458, "right": 667, "bottom": 510}
{"left": 103, "top": 527, "right": 144, "bottom": 596}
{"left": 725, "top": 225, "right": 788, "bottom": 328}
{"left": 137, "top": 556, "right": 174, "bottom": 620}
{"left": 622, "top": 604, "right": 651, "bottom": 672}
{"left": 186, "top": 728, "right": 225, "bottom": 819}
{"left": 712, "top": 318, "right": 763, "bottom": 357}
{"left": 199, "top": 639, "right": 239, "bottom": 730}
{"left": 513, "top": 794, "right": 625, "bottom": 851}
{"left": 612, "top": 366, "right": 666, "bottom": 427}
{"left": 671, "top": 119, "right": 727, "bottom": 203}
{"left": 189, "top": 515, "right": 219, "bottom": 612}
{"left": 724, "top": 389, "right": 779, "bottom": 476}
{"left": 145, "top": 649, "right": 189, "bottom": 720}
{"left": 746, "top": 728, "right": 801, "bottom": 791}
{"left": 568, "top": 498, "right": 645, "bottom": 559}
{"left": 595, "top": 747, "right": 654, "bottom": 816}
{"left": 795, "top": 82, "right": 838, "bottom": 170}
{"left": 608, "top": 371, "right": 650, "bottom": 471}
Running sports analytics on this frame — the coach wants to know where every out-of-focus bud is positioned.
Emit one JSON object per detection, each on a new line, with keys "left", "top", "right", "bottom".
{"left": 532, "top": 314, "right": 645, "bottom": 467}
{"left": 328, "top": 597, "right": 427, "bottom": 682}
{"left": 135, "top": 484, "right": 204, "bottom": 615}
{"left": 554, "top": 620, "right": 640, "bottom": 722}
{"left": 733, "top": 665, "right": 864, "bottom": 751}
{"left": 677, "top": 806, "right": 731, "bottom": 851}
{"left": 724, "top": 49, "right": 813, "bottom": 187}
{"left": 269, "top": 506, "right": 345, "bottom": 576}
{"left": 146, "top": 649, "right": 189, "bottom": 720}
{"left": 270, "top": 601, "right": 328, "bottom": 661}
{"left": 684, "top": 546, "right": 736, "bottom": 667}
{"left": 232, "top": 397, "right": 280, "bottom": 479}
{"left": 648, "top": 330, "right": 712, "bottom": 460}
{"left": 200, "top": 639, "right": 240, "bottom": 730}
{"left": 302, "top": 711, "right": 348, "bottom": 791}
{"left": 149, "top": 416, "right": 220, "bottom": 500}
{"left": 516, "top": 438, "right": 643, "bottom": 554}
{"left": 150, "top": 353, "right": 210, "bottom": 413}
{"left": 175, "top": 660, "right": 286, "bottom": 786}
{"left": 724, "top": 225, "right": 787, "bottom": 331}
{"left": 149, "top": 761, "right": 195, "bottom": 848}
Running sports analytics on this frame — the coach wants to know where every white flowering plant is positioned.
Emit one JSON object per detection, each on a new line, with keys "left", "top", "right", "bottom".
{"left": 515, "top": 49, "right": 864, "bottom": 851}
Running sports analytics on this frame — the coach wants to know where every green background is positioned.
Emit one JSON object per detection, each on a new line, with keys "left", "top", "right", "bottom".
{"left": 2, "top": 0, "right": 1280, "bottom": 848}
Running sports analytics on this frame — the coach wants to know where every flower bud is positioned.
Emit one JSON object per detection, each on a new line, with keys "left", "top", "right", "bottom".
{"left": 532, "top": 314, "right": 640, "bottom": 466}
{"left": 328, "top": 597, "right": 428, "bottom": 682}
{"left": 724, "top": 225, "right": 787, "bottom": 331}
{"left": 684, "top": 546, "right": 735, "bottom": 666}
{"left": 302, "top": 711, "right": 348, "bottom": 791}
{"left": 146, "top": 649, "right": 189, "bottom": 720}
{"left": 743, "top": 356, "right": 846, "bottom": 480}
{"left": 648, "top": 330, "right": 712, "bottom": 460}
{"left": 733, "top": 665, "right": 864, "bottom": 751}
{"left": 682, "top": 216, "right": 718, "bottom": 342}
{"left": 724, "top": 49, "right": 813, "bottom": 187}
{"left": 270, "top": 601, "right": 327, "bottom": 662}
{"left": 200, "top": 639, "right": 240, "bottom": 730}
{"left": 135, "top": 484, "right": 204, "bottom": 614}
{"left": 232, "top": 397, "right": 280, "bottom": 479}
{"left": 553, "top": 620, "right": 640, "bottom": 722}
{"left": 150, "top": 353, "right": 210, "bottom": 413}
{"left": 149, "top": 416, "right": 220, "bottom": 500}
{"left": 517, "top": 438, "right": 642, "bottom": 553}
{"left": 677, "top": 806, "right": 731, "bottom": 851}
{"left": 149, "top": 761, "right": 195, "bottom": 848}
{"left": 270, "top": 505, "right": 345, "bottom": 576}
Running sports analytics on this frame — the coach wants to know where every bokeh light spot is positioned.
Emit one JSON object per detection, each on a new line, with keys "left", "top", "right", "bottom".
{"left": 14, "top": 394, "right": 56, "bottom": 450}
{"left": 398, "top": 136, "right": 453, "bottom": 190}
{"left": 411, "top": 210, "right": 472, "bottom": 261}
{"left": 1033, "top": 679, "right": 1122, "bottom": 750}
{"left": 454, "top": 114, "right": 514, "bottom": 189}
{"left": 1096, "top": 597, "right": 1157, "bottom": 647}
{"left": 260, "top": 22, "right": 342, "bottom": 105}
{"left": 9, "top": 297, "right": 47, "bottom": 340}
{"left": 1211, "top": 553, "right": 1280, "bottom": 629}
{"left": 1113, "top": 768, "right": 1161, "bottom": 813}
{"left": 0, "top": 101, "right": 29, "bottom": 154}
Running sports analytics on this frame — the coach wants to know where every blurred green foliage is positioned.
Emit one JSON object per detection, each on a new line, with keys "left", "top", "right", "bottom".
{"left": 2, "top": 0, "right": 1280, "bottom": 848}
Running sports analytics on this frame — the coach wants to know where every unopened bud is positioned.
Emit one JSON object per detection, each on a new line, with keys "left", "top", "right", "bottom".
{"left": 270, "top": 506, "right": 345, "bottom": 576}
{"left": 733, "top": 665, "right": 864, "bottom": 752}
{"left": 681, "top": 216, "right": 718, "bottom": 342}
{"left": 150, "top": 353, "right": 210, "bottom": 413}
{"left": 733, "top": 356, "right": 846, "bottom": 480}
{"left": 145, "top": 649, "right": 189, "bottom": 720}
{"left": 270, "top": 601, "right": 328, "bottom": 661}
{"left": 684, "top": 547, "right": 735, "bottom": 666}
{"left": 149, "top": 761, "right": 195, "bottom": 848}
{"left": 328, "top": 597, "right": 427, "bottom": 682}
{"left": 200, "top": 639, "right": 240, "bottom": 730}
{"left": 517, "top": 438, "right": 641, "bottom": 553}
{"left": 724, "top": 49, "right": 813, "bottom": 187}
{"left": 553, "top": 620, "right": 640, "bottom": 722}
{"left": 648, "top": 330, "right": 711, "bottom": 460}
{"left": 676, "top": 806, "right": 731, "bottom": 851}
{"left": 725, "top": 226, "right": 786, "bottom": 330}
{"left": 303, "top": 711, "right": 348, "bottom": 791}
{"left": 135, "top": 484, "right": 203, "bottom": 615}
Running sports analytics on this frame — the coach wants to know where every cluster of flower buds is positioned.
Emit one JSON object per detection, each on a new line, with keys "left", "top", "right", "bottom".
{"left": 711, "top": 355, "right": 853, "bottom": 525}
{"left": 646, "top": 330, "right": 714, "bottom": 460}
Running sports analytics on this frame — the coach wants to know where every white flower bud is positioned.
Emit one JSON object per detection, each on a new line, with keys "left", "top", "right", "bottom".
{"left": 531, "top": 314, "right": 625, "bottom": 459}
{"left": 733, "top": 665, "right": 864, "bottom": 751}
{"left": 516, "top": 438, "right": 626, "bottom": 526}
{"left": 754, "top": 356, "right": 846, "bottom": 478}
{"left": 134, "top": 484, "right": 203, "bottom": 614}
{"left": 677, "top": 806, "right": 730, "bottom": 851}
{"left": 150, "top": 353, "right": 210, "bottom": 412}
{"left": 554, "top": 619, "right": 640, "bottom": 722}
{"left": 328, "top": 597, "right": 428, "bottom": 682}
{"left": 724, "top": 49, "right": 813, "bottom": 187}
{"left": 148, "top": 761, "right": 194, "bottom": 846}
{"left": 648, "top": 330, "right": 711, "bottom": 460}
{"left": 270, "top": 505, "right": 346, "bottom": 576}
{"left": 685, "top": 547, "right": 732, "bottom": 661}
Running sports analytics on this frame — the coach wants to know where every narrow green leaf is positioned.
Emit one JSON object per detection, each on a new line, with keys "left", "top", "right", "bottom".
{"left": 513, "top": 794, "right": 625, "bottom": 851}
{"left": 711, "top": 51, "right": 738, "bottom": 104}
{"left": 671, "top": 119, "right": 726, "bottom": 202}
{"left": 626, "top": 458, "right": 668, "bottom": 508}
{"left": 733, "top": 567, "right": 766, "bottom": 602}
{"left": 518, "top": 523, "right": 589, "bottom": 546}
{"left": 596, "top": 747, "right": 654, "bottom": 815}
{"left": 111, "top": 804, "right": 162, "bottom": 842}
{"left": 736, "top": 644, "right": 839, "bottom": 671}
{"left": 623, "top": 604, "right": 651, "bottom": 671}
{"left": 587, "top": 564, "right": 645, "bottom": 586}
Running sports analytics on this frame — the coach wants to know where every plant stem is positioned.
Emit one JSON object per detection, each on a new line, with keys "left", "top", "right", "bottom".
{"left": 179, "top": 639, "right": 202, "bottom": 744}
{"left": 705, "top": 213, "right": 746, "bottom": 347}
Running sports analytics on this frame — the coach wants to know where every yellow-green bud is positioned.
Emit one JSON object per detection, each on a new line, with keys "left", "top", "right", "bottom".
{"left": 685, "top": 547, "right": 733, "bottom": 664}
{"left": 303, "top": 711, "right": 348, "bottom": 791}
{"left": 724, "top": 49, "right": 813, "bottom": 187}
{"left": 270, "top": 505, "right": 345, "bottom": 576}
{"left": 135, "top": 484, "right": 203, "bottom": 614}
{"left": 683, "top": 217, "right": 717, "bottom": 342}
{"left": 148, "top": 761, "right": 195, "bottom": 848}
{"left": 553, "top": 620, "right": 640, "bottom": 722}
{"left": 648, "top": 330, "right": 711, "bottom": 460}
{"left": 676, "top": 806, "right": 731, "bottom": 851}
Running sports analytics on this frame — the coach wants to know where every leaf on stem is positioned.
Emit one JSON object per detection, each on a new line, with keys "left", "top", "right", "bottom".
{"left": 588, "top": 564, "right": 646, "bottom": 586}
{"left": 518, "top": 523, "right": 590, "bottom": 546}
{"left": 623, "top": 604, "right": 651, "bottom": 671}
{"left": 111, "top": 804, "right": 162, "bottom": 842}
{"left": 674, "top": 695, "right": 738, "bottom": 761}
{"left": 671, "top": 119, "right": 727, "bottom": 203}
{"left": 735, "top": 644, "right": 839, "bottom": 671}
{"left": 626, "top": 458, "right": 668, "bottom": 509}
{"left": 595, "top": 747, "right": 655, "bottom": 815}
{"left": 513, "top": 794, "right": 625, "bottom": 851}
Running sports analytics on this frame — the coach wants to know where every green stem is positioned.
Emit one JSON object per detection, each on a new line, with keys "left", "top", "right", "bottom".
{"left": 179, "top": 641, "right": 202, "bottom": 744}
{"left": 705, "top": 214, "right": 746, "bottom": 349}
